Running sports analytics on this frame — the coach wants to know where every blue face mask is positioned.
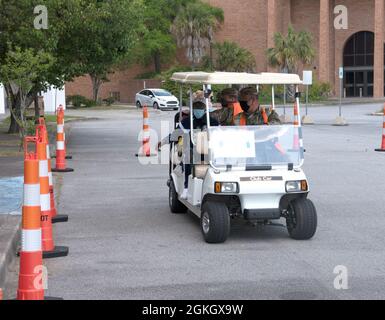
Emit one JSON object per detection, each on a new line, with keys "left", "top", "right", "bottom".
{"left": 193, "top": 109, "right": 205, "bottom": 119}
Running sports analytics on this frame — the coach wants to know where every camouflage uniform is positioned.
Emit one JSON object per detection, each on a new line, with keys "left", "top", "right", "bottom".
{"left": 246, "top": 107, "right": 281, "bottom": 125}
{"left": 239, "top": 87, "right": 281, "bottom": 125}
{"left": 210, "top": 88, "right": 240, "bottom": 126}
{"left": 211, "top": 107, "right": 236, "bottom": 126}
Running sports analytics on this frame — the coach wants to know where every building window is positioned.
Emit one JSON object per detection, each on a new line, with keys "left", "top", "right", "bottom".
{"left": 110, "top": 91, "right": 120, "bottom": 102}
{"left": 343, "top": 31, "right": 377, "bottom": 97}
{"left": 343, "top": 31, "right": 374, "bottom": 68}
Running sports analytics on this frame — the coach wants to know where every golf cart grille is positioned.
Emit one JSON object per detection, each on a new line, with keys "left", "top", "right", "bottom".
{"left": 243, "top": 209, "right": 281, "bottom": 220}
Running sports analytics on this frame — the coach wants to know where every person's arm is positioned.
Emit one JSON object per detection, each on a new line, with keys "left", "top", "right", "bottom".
{"left": 210, "top": 108, "right": 229, "bottom": 126}
{"left": 268, "top": 109, "right": 282, "bottom": 125}
{"left": 158, "top": 121, "right": 187, "bottom": 150}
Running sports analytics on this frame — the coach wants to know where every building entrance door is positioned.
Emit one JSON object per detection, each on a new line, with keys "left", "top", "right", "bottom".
{"left": 344, "top": 69, "right": 373, "bottom": 97}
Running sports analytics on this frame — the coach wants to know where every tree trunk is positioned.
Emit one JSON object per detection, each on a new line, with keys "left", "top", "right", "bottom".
{"left": 6, "top": 86, "right": 21, "bottom": 134}
{"left": 209, "top": 41, "right": 213, "bottom": 70}
{"left": 8, "top": 113, "right": 20, "bottom": 134}
{"left": 91, "top": 75, "right": 102, "bottom": 102}
{"left": 34, "top": 94, "right": 40, "bottom": 123}
{"left": 154, "top": 51, "right": 161, "bottom": 74}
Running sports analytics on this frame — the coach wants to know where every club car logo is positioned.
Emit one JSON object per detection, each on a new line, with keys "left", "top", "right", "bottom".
{"left": 241, "top": 176, "right": 283, "bottom": 182}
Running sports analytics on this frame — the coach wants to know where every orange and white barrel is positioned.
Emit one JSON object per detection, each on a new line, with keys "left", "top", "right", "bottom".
{"left": 17, "top": 136, "right": 44, "bottom": 300}
{"left": 38, "top": 118, "right": 57, "bottom": 218}
{"left": 37, "top": 128, "right": 55, "bottom": 253}
{"left": 376, "top": 105, "right": 385, "bottom": 152}
{"left": 142, "top": 106, "right": 151, "bottom": 156}
{"left": 55, "top": 106, "right": 67, "bottom": 170}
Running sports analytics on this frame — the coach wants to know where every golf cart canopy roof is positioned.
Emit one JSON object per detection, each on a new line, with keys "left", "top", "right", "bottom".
{"left": 170, "top": 72, "right": 303, "bottom": 85}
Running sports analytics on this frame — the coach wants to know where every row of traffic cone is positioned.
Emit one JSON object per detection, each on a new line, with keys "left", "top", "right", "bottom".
{"left": 16, "top": 106, "right": 73, "bottom": 300}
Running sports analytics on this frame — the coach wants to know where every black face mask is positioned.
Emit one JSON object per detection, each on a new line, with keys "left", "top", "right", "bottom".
{"left": 240, "top": 101, "right": 250, "bottom": 113}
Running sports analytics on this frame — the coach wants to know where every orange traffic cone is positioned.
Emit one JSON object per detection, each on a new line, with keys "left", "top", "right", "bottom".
{"left": 52, "top": 105, "right": 74, "bottom": 172}
{"left": 136, "top": 106, "right": 156, "bottom": 157}
{"left": 292, "top": 102, "right": 300, "bottom": 150}
{"left": 36, "top": 125, "right": 69, "bottom": 259}
{"left": 38, "top": 118, "right": 68, "bottom": 224}
{"left": 17, "top": 136, "right": 44, "bottom": 300}
{"left": 375, "top": 105, "right": 385, "bottom": 152}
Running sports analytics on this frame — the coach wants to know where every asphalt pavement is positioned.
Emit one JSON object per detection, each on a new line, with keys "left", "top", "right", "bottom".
{"left": 4, "top": 103, "right": 385, "bottom": 300}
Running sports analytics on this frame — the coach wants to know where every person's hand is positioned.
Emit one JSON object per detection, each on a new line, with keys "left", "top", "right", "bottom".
{"left": 157, "top": 141, "right": 162, "bottom": 151}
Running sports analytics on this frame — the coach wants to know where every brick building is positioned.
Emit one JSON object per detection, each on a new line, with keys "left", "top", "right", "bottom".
{"left": 66, "top": 0, "right": 385, "bottom": 103}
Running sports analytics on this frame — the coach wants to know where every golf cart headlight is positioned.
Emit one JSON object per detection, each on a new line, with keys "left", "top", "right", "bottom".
{"left": 215, "top": 182, "right": 239, "bottom": 193}
{"left": 286, "top": 180, "right": 308, "bottom": 193}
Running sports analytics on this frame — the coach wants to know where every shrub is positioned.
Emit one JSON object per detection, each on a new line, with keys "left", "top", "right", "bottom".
{"left": 66, "top": 95, "right": 97, "bottom": 108}
{"left": 25, "top": 120, "right": 36, "bottom": 136}
{"left": 103, "top": 97, "right": 116, "bottom": 106}
{"left": 307, "top": 81, "right": 332, "bottom": 101}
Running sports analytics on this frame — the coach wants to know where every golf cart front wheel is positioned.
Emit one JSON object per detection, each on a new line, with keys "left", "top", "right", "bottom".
{"left": 169, "top": 180, "right": 187, "bottom": 214}
{"left": 286, "top": 198, "right": 317, "bottom": 240}
{"left": 201, "top": 202, "right": 230, "bottom": 244}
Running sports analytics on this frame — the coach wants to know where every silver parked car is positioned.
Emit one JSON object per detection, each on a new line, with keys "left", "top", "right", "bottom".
{"left": 135, "top": 89, "right": 179, "bottom": 110}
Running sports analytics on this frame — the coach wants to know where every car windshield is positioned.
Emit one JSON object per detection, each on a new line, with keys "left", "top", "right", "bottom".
{"left": 206, "top": 125, "right": 304, "bottom": 169}
{"left": 152, "top": 90, "right": 172, "bottom": 97}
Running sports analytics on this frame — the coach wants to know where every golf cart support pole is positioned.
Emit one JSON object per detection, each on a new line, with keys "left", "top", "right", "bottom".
{"left": 179, "top": 84, "right": 183, "bottom": 127}
{"left": 204, "top": 84, "right": 211, "bottom": 140}
{"left": 189, "top": 86, "right": 196, "bottom": 146}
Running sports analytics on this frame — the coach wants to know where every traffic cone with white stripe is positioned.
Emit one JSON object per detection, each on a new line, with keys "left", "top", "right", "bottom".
{"left": 292, "top": 102, "right": 300, "bottom": 150}
{"left": 38, "top": 118, "right": 68, "bottom": 224}
{"left": 52, "top": 105, "right": 74, "bottom": 172}
{"left": 375, "top": 105, "right": 385, "bottom": 152}
{"left": 135, "top": 106, "right": 157, "bottom": 157}
{"left": 36, "top": 125, "right": 69, "bottom": 259}
{"left": 17, "top": 136, "right": 44, "bottom": 300}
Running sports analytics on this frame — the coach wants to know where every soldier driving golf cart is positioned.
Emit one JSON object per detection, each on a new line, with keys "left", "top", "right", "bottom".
{"left": 167, "top": 72, "right": 317, "bottom": 244}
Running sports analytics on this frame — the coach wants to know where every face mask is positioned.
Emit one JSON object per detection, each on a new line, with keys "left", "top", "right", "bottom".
{"left": 240, "top": 101, "right": 250, "bottom": 113}
{"left": 193, "top": 109, "right": 205, "bottom": 119}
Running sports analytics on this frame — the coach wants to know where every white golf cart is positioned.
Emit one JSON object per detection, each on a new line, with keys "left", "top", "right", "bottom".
{"left": 167, "top": 72, "right": 317, "bottom": 243}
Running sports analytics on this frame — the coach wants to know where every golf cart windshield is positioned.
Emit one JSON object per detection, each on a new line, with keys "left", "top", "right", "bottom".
{"left": 207, "top": 125, "right": 304, "bottom": 169}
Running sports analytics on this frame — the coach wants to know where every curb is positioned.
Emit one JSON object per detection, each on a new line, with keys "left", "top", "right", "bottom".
{"left": 0, "top": 216, "right": 21, "bottom": 290}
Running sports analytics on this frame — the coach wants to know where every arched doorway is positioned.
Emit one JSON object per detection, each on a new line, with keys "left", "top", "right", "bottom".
{"left": 343, "top": 31, "right": 375, "bottom": 97}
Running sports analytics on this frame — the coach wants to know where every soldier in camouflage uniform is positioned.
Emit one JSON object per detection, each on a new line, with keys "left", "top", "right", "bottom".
{"left": 239, "top": 87, "right": 281, "bottom": 125}
{"left": 210, "top": 88, "right": 245, "bottom": 126}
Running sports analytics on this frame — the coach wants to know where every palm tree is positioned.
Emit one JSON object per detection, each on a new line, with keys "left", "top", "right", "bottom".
{"left": 213, "top": 41, "right": 256, "bottom": 72}
{"left": 266, "top": 25, "right": 315, "bottom": 99}
{"left": 266, "top": 25, "right": 315, "bottom": 74}
{"left": 171, "top": 1, "right": 224, "bottom": 69}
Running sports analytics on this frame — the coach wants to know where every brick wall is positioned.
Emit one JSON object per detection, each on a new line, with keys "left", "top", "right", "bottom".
{"left": 66, "top": 0, "right": 384, "bottom": 98}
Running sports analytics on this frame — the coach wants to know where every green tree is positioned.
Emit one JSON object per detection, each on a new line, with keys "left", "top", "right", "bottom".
{"left": 210, "top": 41, "right": 256, "bottom": 72}
{"left": 266, "top": 25, "right": 315, "bottom": 74}
{"left": 134, "top": 0, "right": 182, "bottom": 74}
{"left": 0, "top": 47, "right": 54, "bottom": 139}
{"left": 171, "top": 1, "right": 224, "bottom": 69}
{"left": 0, "top": 0, "right": 70, "bottom": 133}
{"left": 65, "top": 0, "right": 144, "bottom": 102}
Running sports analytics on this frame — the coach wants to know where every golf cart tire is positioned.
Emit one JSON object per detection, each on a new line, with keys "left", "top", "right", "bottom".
{"left": 169, "top": 180, "right": 187, "bottom": 214}
{"left": 201, "top": 202, "right": 230, "bottom": 244}
{"left": 287, "top": 198, "right": 317, "bottom": 240}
